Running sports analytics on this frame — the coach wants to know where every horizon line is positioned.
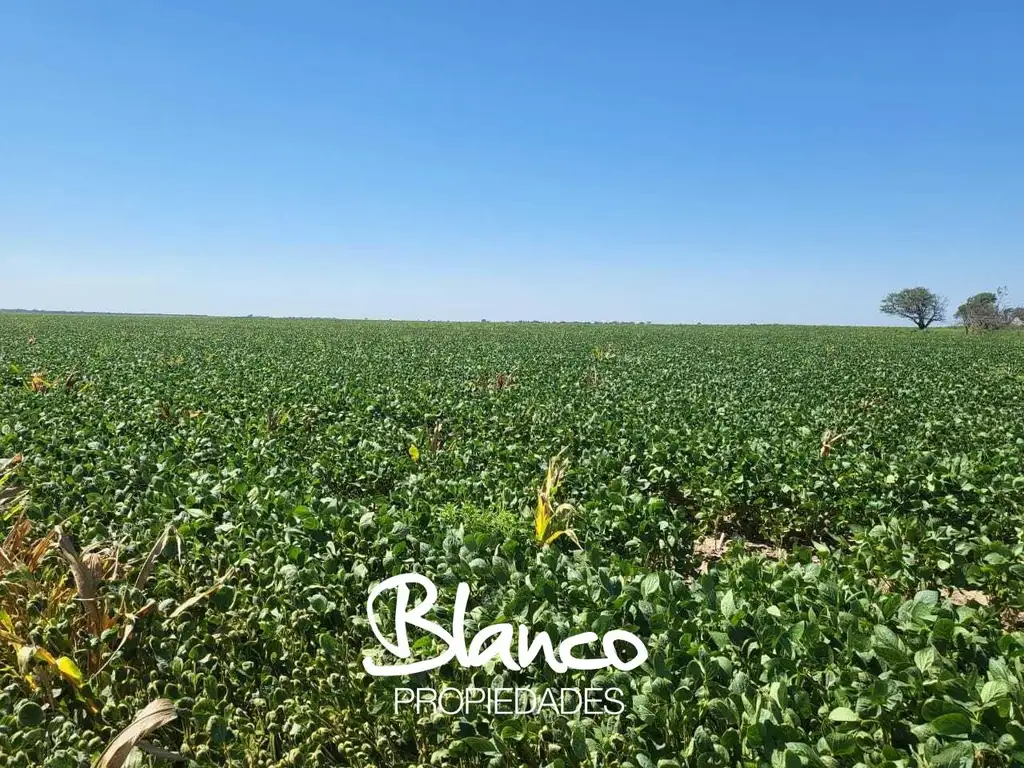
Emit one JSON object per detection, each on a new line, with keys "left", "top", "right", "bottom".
{"left": 0, "top": 308, "right": 945, "bottom": 329}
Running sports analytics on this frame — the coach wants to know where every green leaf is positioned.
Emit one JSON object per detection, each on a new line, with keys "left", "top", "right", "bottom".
{"left": 709, "top": 631, "right": 731, "bottom": 650}
{"left": 923, "top": 699, "right": 971, "bottom": 722}
{"left": 828, "top": 707, "right": 859, "bottom": 722}
{"left": 358, "top": 511, "right": 376, "bottom": 533}
{"left": 910, "top": 722, "right": 935, "bottom": 741}
{"left": 788, "top": 621, "right": 806, "bottom": 643}
{"left": 460, "top": 736, "right": 496, "bottom": 754}
{"left": 981, "top": 680, "right": 1008, "bottom": 704}
{"left": 208, "top": 715, "right": 230, "bottom": 745}
{"left": 17, "top": 700, "right": 45, "bottom": 727}
{"left": 308, "top": 594, "right": 330, "bottom": 613}
{"left": 987, "top": 658, "right": 1017, "bottom": 689}
{"left": 633, "top": 694, "right": 656, "bottom": 721}
{"left": 720, "top": 590, "right": 736, "bottom": 618}
{"left": 914, "top": 647, "right": 936, "bottom": 673}
{"left": 932, "top": 618, "right": 956, "bottom": 641}
{"left": 931, "top": 741, "right": 975, "bottom": 768}
{"left": 641, "top": 573, "right": 660, "bottom": 598}
{"left": 931, "top": 712, "right": 972, "bottom": 736}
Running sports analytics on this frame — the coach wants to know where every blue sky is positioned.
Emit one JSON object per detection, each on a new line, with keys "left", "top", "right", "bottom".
{"left": 2, "top": 2, "right": 1021, "bottom": 324}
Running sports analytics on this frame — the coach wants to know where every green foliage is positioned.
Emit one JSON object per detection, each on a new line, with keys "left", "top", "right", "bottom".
{"left": 437, "top": 501, "right": 521, "bottom": 539}
{"left": 880, "top": 287, "right": 947, "bottom": 329}
{"left": 955, "top": 287, "right": 1024, "bottom": 332}
{"left": 0, "top": 315, "right": 1022, "bottom": 767}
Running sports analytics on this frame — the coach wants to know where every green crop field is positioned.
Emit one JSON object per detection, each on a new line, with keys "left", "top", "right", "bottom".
{"left": 1, "top": 314, "right": 1023, "bottom": 768}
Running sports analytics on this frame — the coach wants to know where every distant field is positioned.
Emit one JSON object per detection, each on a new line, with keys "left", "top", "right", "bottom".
{"left": 2, "top": 315, "right": 1023, "bottom": 767}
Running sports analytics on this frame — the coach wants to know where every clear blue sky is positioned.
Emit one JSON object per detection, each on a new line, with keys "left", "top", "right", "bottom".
{"left": 2, "top": 2, "right": 1021, "bottom": 324}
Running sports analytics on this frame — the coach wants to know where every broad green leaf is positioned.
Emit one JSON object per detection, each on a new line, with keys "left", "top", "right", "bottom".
{"left": 828, "top": 707, "right": 859, "bottom": 722}
{"left": 914, "top": 647, "right": 936, "bottom": 673}
{"left": 641, "top": 573, "right": 660, "bottom": 598}
{"left": 981, "top": 680, "right": 1008, "bottom": 704}
{"left": 931, "top": 712, "right": 971, "bottom": 736}
{"left": 720, "top": 590, "right": 736, "bottom": 618}
{"left": 930, "top": 741, "right": 975, "bottom": 768}
{"left": 460, "top": 736, "right": 496, "bottom": 754}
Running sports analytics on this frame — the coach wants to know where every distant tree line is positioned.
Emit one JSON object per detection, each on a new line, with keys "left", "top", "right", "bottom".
{"left": 880, "top": 286, "right": 1024, "bottom": 331}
